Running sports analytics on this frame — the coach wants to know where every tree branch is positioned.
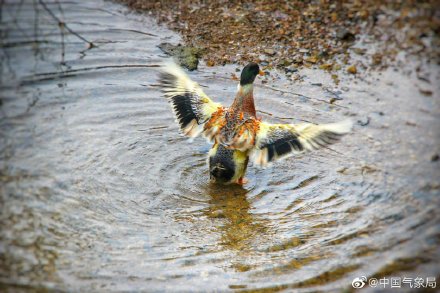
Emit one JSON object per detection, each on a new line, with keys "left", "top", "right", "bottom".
{"left": 38, "top": 0, "right": 94, "bottom": 48}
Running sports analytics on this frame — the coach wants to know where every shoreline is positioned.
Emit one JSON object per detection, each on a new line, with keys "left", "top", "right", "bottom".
{"left": 118, "top": 0, "right": 439, "bottom": 74}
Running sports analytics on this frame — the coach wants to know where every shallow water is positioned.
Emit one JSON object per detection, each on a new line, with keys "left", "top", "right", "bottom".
{"left": 1, "top": 0, "right": 439, "bottom": 292}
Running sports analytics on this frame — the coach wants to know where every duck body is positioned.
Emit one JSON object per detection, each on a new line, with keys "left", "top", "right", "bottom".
{"left": 206, "top": 64, "right": 261, "bottom": 184}
{"left": 159, "top": 62, "right": 353, "bottom": 185}
{"left": 204, "top": 87, "right": 261, "bottom": 152}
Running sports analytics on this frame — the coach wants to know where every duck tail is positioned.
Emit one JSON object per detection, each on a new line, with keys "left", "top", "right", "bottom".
{"left": 210, "top": 163, "right": 225, "bottom": 179}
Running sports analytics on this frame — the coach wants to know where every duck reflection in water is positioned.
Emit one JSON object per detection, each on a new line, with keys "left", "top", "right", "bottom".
{"left": 203, "top": 183, "right": 269, "bottom": 253}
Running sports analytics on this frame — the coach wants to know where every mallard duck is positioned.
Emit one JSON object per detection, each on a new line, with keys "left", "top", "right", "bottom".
{"left": 159, "top": 62, "right": 352, "bottom": 184}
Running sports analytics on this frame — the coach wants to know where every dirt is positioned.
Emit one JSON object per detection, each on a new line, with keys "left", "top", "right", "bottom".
{"left": 119, "top": 0, "right": 439, "bottom": 72}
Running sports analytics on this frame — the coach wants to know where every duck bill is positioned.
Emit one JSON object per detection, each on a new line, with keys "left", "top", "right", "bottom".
{"left": 259, "top": 69, "right": 265, "bottom": 76}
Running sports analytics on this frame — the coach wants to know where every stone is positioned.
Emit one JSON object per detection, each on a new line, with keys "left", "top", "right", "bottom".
{"left": 347, "top": 65, "right": 357, "bottom": 74}
{"left": 285, "top": 65, "right": 298, "bottom": 73}
{"left": 336, "top": 28, "right": 355, "bottom": 41}
{"left": 158, "top": 42, "right": 203, "bottom": 71}
{"left": 264, "top": 48, "right": 276, "bottom": 56}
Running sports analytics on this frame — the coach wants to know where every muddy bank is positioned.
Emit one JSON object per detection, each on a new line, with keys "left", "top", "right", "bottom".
{"left": 119, "top": 0, "right": 439, "bottom": 72}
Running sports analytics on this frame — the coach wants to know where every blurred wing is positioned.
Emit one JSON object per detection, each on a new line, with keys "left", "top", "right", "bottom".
{"left": 251, "top": 119, "right": 353, "bottom": 166}
{"left": 159, "top": 62, "right": 222, "bottom": 137}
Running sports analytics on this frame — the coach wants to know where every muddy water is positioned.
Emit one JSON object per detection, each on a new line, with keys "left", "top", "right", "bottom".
{"left": 1, "top": 0, "right": 439, "bottom": 291}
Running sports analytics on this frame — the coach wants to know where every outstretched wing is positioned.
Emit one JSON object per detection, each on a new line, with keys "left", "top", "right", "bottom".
{"left": 251, "top": 119, "right": 353, "bottom": 166}
{"left": 159, "top": 62, "right": 222, "bottom": 137}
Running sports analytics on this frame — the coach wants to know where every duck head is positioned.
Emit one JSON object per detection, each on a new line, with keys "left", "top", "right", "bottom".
{"left": 232, "top": 63, "right": 264, "bottom": 117}
{"left": 240, "top": 63, "right": 264, "bottom": 86}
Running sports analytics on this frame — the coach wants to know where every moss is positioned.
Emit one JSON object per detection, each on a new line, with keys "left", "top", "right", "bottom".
{"left": 158, "top": 42, "right": 203, "bottom": 70}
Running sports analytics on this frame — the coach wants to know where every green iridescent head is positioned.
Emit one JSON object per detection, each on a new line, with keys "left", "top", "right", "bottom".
{"left": 240, "top": 63, "right": 264, "bottom": 86}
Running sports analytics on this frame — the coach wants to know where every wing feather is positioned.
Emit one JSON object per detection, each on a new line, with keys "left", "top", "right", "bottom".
{"left": 251, "top": 119, "right": 352, "bottom": 166}
{"left": 158, "top": 62, "right": 222, "bottom": 137}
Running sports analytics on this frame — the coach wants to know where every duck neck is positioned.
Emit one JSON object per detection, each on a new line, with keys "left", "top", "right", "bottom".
{"left": 231, "top": 84, "right": 256, "bottom": 117}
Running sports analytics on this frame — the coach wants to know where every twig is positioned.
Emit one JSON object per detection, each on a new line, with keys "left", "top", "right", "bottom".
{"left": 31, "top": 0, "right": 44, "bottom": 72}
{"left": 323, "top": 87, "right": 343, "bottom": 100}
{"left": 108, "top": 28, "right": 158, "bottom": 37}
{"left": 257, "top": 109, "right": 273, "bottom": 116}
{"left": 1, "top": 40, "right": 88, "bottom": 48}
{"left": 261, "top": 84, "right": 348, "bottom": 109}
{"left": 34, "top": 64, "right": 161, "bottom": 76}
{"left": 38, "top": 0, "right": 94, "bottom": 48}
{"left": 202, "top": 74, "right": 348, "bottom": 109}
{"left": 21, "top": 64, "right": 161, "bottom": 84}
{"left": 10, "top": 0, "right": 31, "bottom": 40}
{"left": 261, "top": 84, "right": 309, "bottom": 98}
{"left": 322, "top": 146, "right": 346, "bottom": 157}
{"left": 56, "top": 0, "right": 65, "bottom": 65}
{"left": 256, "top": 110, "right": 312, "bottom": 123}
